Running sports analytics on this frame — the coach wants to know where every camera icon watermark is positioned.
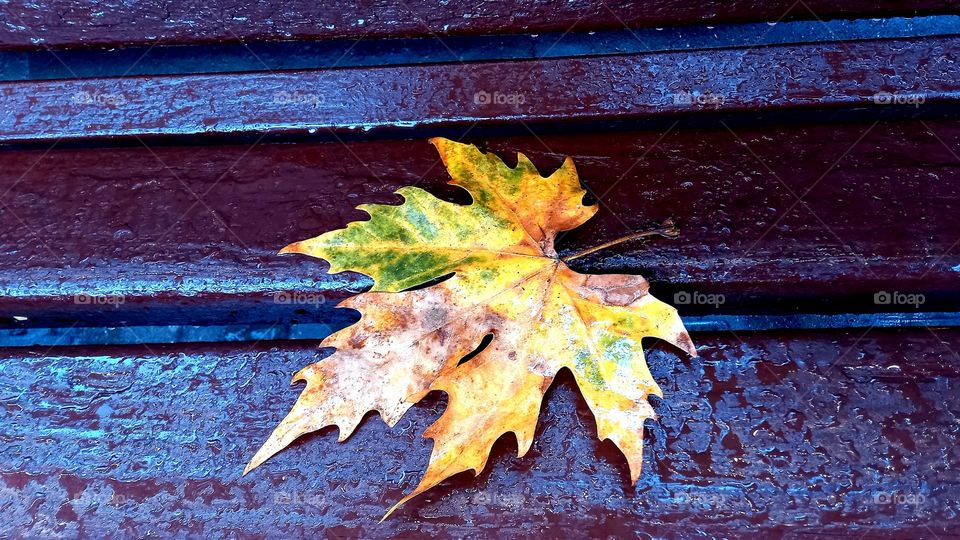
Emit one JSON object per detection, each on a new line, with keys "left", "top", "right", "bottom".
{"left": 71, "top": 90, "right": 126, "bottom": 107}
{"left": 74, "top": 293, "right": 126, "bottom": 306}
{"left": 272, "top": 91, "right": 325, "bottom": 106}
{"left": 673, "top": 290, "right": 725, "bottom": 308}
{"left": 672, "top": 90, "right": 725, "bottom": 108}
{"left": 469, "top": 489, "right": 525, "bottom": 506}
{"left": 473, "top": 90, "right": 526, "bottom": 106}
{"left": 675, "top": 492, "right": 742, "bottom": 509}
{"left": 274, "top": 490, "right": 325, "bottom": 507}
{"left": 872, "top": 91, "right": 925, "bottom": 107}
{"left": 874, "top": 291, "right": 925, "bottom": 308}
{"left": 70, "top": 491, "right": 130, "bottom": 506}
{"left": 872, "top": 491, "right": 926, "bottom": 506}
{"left": 273, "top": 291, "right": 326, "bottom": 306}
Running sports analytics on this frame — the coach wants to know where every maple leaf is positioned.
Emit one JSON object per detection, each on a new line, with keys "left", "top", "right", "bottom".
{"left": 245, "top": 138, "right": 696, "bottom": 517}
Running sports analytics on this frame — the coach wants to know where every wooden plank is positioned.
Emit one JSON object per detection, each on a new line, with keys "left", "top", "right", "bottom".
{"left": 1, "top": 1, "right": 955, "bottom": 50}
{"left": 8, "top": 313, "right": 960, "bottom": 349}
{"left": 5, "top": 16, "right": 958, "bottom": 83}
{"left": 1, "top": 119, "right": 958, "bottom": 327}
{"left": 1, "top": 329, "right": 957, "bottom": 536}
{"left": 1, "top": 37, "right": 958, "bottom": 144}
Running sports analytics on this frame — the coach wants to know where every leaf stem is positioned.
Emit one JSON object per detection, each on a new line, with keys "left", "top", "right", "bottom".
{"left": 561, "top": 219, "right": 679, "bottom": 262}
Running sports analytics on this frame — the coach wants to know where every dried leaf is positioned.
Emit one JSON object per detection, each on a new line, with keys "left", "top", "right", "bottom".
{"left": 245, "top": 138, "right": 696, "bottom": 517}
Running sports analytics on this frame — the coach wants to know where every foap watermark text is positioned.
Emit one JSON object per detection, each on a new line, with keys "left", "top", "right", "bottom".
{"left": 474, "top": 90, "right": 526, "bottom": 106}
{"left": 872, "top": 91, "right": 925, "bottom": 107}
{"left": 273, "top": 291, "right": 326, "bottom": 306}
{"left": 874, "top": 291, "right": 925, "bottom": 308}
{"left": 674, "top": 290, "right": 725, "bottom": 308}
{"left": 74, "top": 293, "right": 126, "bottom": 306}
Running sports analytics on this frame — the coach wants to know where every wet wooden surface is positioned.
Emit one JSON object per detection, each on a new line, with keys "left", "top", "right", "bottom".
{"left": 1, "top": 329, "right": 957, "bottom": 537}
{"left": 2, "top": 36, "right": 958, "bottom": 143}
{"left": 2, "top": 4, "right": 959, "bottom": 537}
{"left": 1, "top": 1, "right": 955, "bottom": 49}
{"left": 1, "top": 118, "right": 959, "bottom": 327}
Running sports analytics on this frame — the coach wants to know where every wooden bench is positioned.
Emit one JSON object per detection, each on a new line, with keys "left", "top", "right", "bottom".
{"left": 1, "top": 3, "right": 958, "bottom": 537}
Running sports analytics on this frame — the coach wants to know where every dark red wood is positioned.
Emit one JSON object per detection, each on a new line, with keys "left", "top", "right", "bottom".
{"left": 1, "top": 118, "right": 958, "bottom": 327}
{"left": 1, "top": 329, "right": 957, "bottom": 536}
{"left": 1, "top": 1, "right": 955, "bottom": 50}
{"left": 1, "top": 3, "right": 956, "bottom": 536}
{"left": 1, "top": 37, "right": 958, "bottom": 144}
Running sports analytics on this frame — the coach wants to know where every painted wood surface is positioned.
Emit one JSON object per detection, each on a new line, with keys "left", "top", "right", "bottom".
{"left": 1, "top": 119, "right": 958, "bottom": 328}
{"left": 2, "top": 37, "right": 958, "bottom": 143}
{"left": 2, "top": 329, "right": 957, "bottom": 537}
{"left": 1, "top": 1, "right": 956, "bottom": 49}
{"left": 1, "top": 6, "right": 958, "bottom": 537}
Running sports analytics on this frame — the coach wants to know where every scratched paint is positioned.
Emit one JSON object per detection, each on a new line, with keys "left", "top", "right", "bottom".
{"left": 2, "top": 122, "right": 960, "bottom": 331}
{"left": 3, "top": 38, "right": 960, "bottom": 143}
{"left": 1, "top": 329, "right": 957, "bottom": 536}
{"left": 0, "top": 1, "right": 946, "bottom": 48}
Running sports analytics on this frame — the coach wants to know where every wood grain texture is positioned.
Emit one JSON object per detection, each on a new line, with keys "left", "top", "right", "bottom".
{"left": 1, "top": 1, "right": 956, "bottom": 50}
{"left": 0, "top": 5, "right": 956, "bottom": 537}
{"left": 1, "top": 119, "right": 958, "bottom": 327}
{"left": 1, "top": 37, "right": 958, "bottom": 143}
{"left": 1, "top": 329, "right": 957, "bottom": 537}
